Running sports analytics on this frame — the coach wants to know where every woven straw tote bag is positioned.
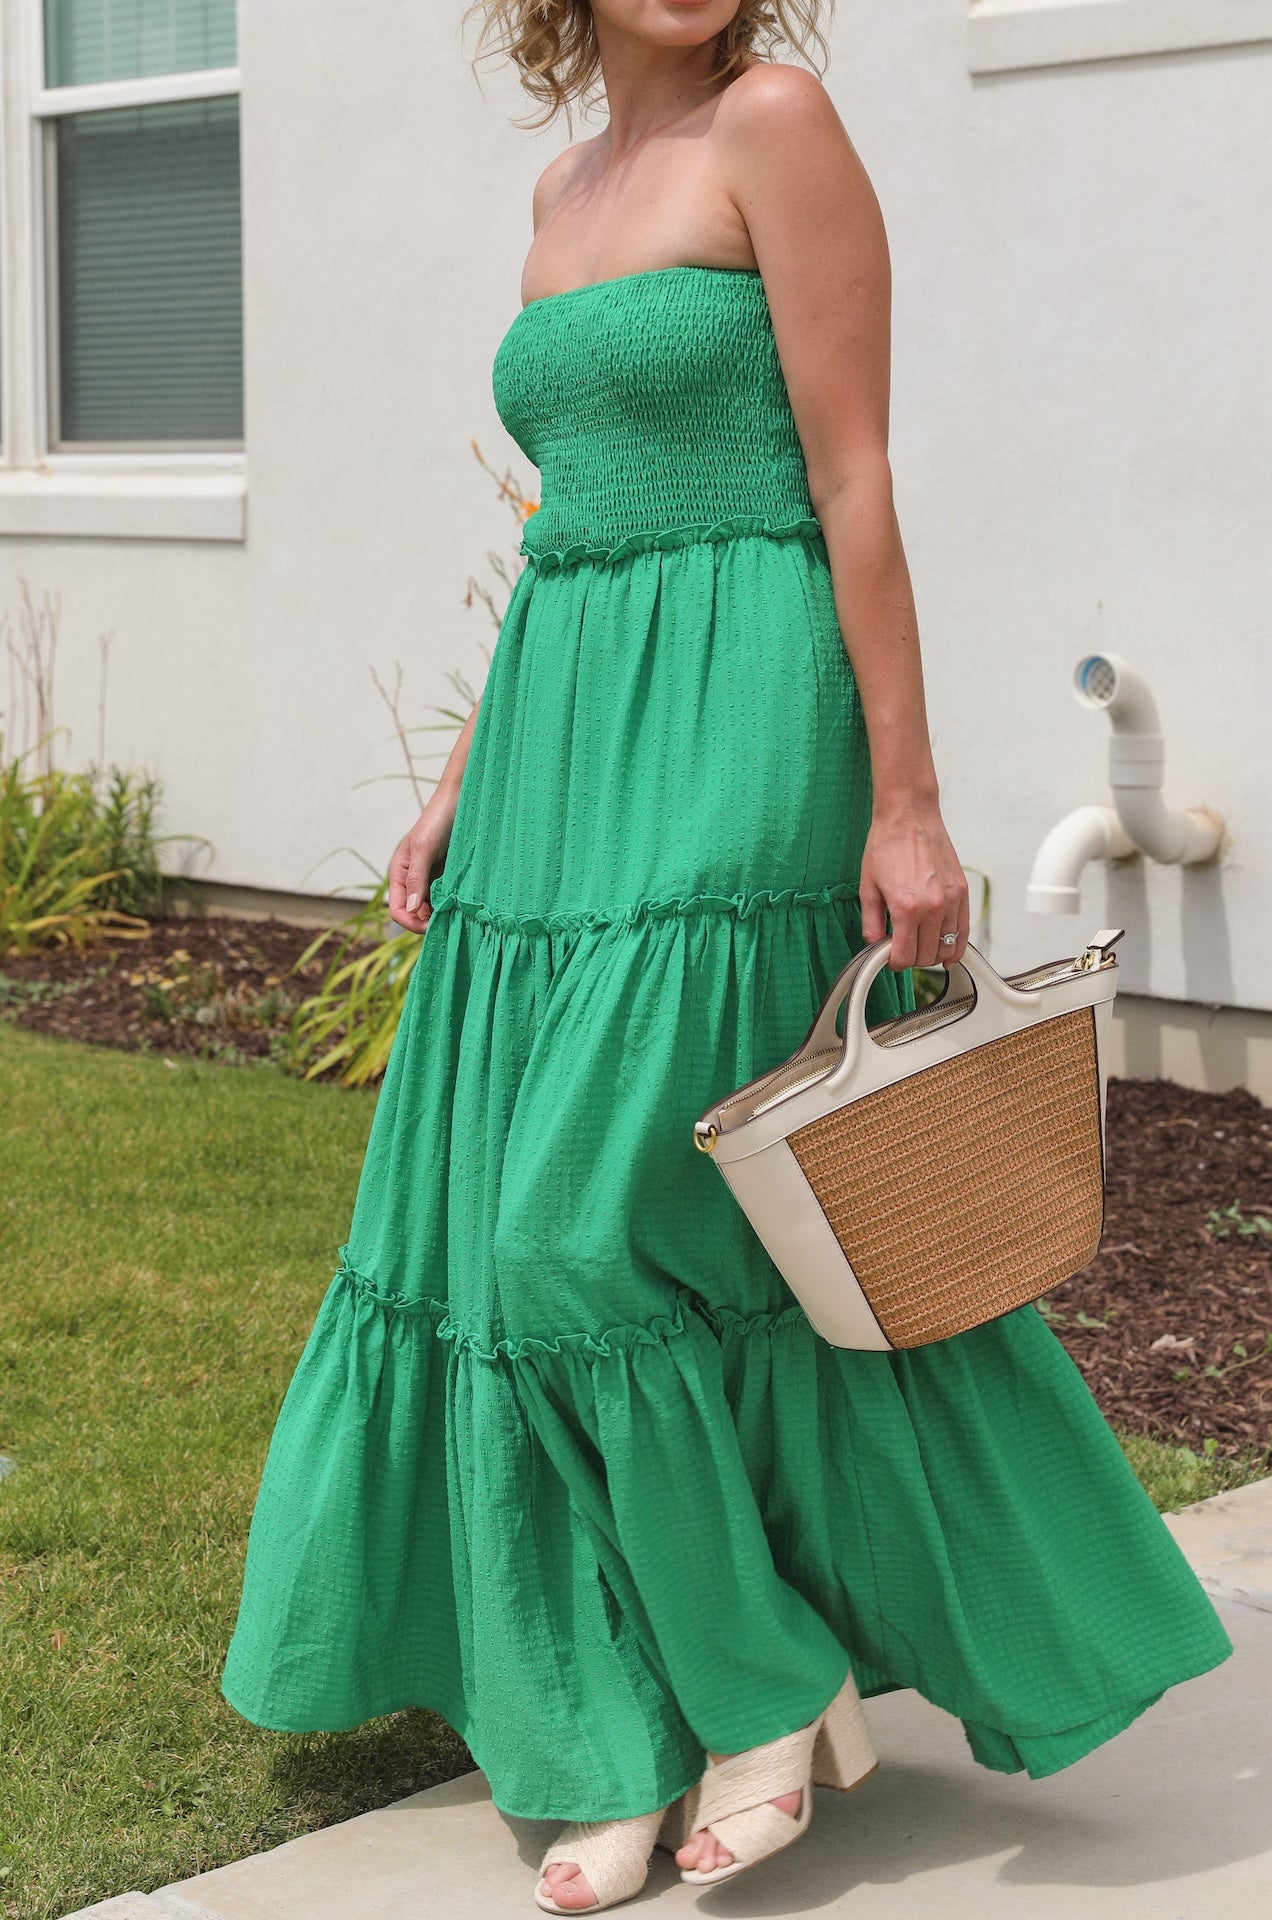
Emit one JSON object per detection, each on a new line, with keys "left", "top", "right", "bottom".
{"left": 692, "top": 927, "right": 1125, "bottom": 1350}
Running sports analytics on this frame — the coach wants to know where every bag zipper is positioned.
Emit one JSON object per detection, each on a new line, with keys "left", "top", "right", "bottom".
{"left": 694, "top": 938, "right": 1121, "bottom": 1152}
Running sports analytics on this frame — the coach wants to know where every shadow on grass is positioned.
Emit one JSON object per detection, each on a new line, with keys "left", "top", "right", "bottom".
{"left": 263, "top": 1710, "right": 474, "bottom": 1833}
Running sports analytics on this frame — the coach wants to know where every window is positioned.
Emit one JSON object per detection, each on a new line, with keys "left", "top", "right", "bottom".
{"left": 0, "top": 1, "right": 245, "bottom": 537}
{"left": 39, "top": 0, "right": 243, "bottom": 450}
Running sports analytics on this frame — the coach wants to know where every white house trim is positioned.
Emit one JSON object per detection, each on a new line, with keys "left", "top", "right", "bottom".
{"left": 969, "top": 0, "right": 1272, "bottom": 73}
{"left": 32, "top": 66, "right": 241, "bottom": 119}
{"left": 0, "top": 4, "right": 245, "bottom": 540}
{"left": 0, "top": 468, "right": 246, "bottom": 542}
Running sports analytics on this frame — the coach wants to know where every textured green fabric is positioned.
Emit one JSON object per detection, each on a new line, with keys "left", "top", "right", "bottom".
{"left": 221, "top": 266, "right": 1232, "bottom": 1821}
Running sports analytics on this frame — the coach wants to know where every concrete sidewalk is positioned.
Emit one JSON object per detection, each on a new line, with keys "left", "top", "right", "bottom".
{"left": 69, "top": 1480, "right": 1272, "bottom": 1920}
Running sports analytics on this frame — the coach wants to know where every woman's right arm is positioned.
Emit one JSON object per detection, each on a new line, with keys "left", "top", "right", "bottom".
{"left": 389, "top": 147, "right": 568, "bottom": 938}
{"left": 388, "top": 696, "right": 481, "bottom": 935}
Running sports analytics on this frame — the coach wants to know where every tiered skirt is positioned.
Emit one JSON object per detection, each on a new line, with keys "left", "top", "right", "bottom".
{"left": 221, "top": 524, "right": 1232, "bottom": 1819}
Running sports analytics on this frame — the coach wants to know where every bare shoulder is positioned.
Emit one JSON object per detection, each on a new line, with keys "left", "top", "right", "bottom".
{"left": 711, "top": 59, "right": 881, "bottom": 232}
{"left": 530, "top": 135, "right": 600, "bottom": 231}
{"left": 713, "top": 59, "right": 850, "bottom": 150}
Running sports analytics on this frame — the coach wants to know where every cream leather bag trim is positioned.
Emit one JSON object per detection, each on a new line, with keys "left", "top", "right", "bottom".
{"left": 694, "top": 930, "right": 1124, "bottom": 1352}
{"left": 710, "top": 940, "right": 1120, "bottom": 1166}
{"left": 716, "top": 1139, "right": 895, "bottom": 1350}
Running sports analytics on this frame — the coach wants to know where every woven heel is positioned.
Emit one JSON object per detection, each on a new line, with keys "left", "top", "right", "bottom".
{"left": 812, "top": 1671, "right": 879, "bottom": 1791}
{"left": 678, "top": 1674, "right": 879, "bottom": 1889}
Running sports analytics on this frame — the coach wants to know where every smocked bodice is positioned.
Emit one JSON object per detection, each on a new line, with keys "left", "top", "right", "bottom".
{"left": 491, "top": 265, "right": 821, "bottom": 568}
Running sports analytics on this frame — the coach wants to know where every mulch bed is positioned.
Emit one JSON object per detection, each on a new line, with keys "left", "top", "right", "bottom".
{"left": 1049, "top": 1076, "right": 1272, "bottom": 1458}
{"left": 3, "top": 917, "right": 1270, "bottom": 1458}
{"left": 0, "top": 913, "right": 334, "bottom": 1067}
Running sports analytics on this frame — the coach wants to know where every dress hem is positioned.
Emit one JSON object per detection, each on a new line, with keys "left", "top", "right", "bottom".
{"left": 219, "top": 1653, "right": 1232, "bottom": 1814}
{"left": 224, "top": 1261, "right": 1235, "bottom": 1797}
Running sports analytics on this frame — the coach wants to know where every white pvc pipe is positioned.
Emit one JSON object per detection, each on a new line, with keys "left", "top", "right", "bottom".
{"left": 1026, "top": 804, "right": 1137, "bottom": 915}
{"left": 1074, "top": 652, "right": 1224, "bottom": 866}
{"left": 1114, "top": 784, "right": 1224, "bottom": 864}
{"left": 1025, "top": 654, "right": 1224, "bottom": 915}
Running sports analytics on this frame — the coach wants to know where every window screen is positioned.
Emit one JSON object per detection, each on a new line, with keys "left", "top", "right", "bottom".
{"left": 53, "top": 97, "right": 243, "bottom": 445}
{"left": 44, "top": 0, "right": 237, "bottom": 88}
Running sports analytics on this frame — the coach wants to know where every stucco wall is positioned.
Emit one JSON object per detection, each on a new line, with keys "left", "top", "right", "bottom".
{"left": 0, "top": 1, "right": 1267, "bottom": 1009}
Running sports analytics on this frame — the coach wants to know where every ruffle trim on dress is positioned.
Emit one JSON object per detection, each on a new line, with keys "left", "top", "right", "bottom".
{"left": 698, "top": 1299, "right": 810, "bottom": 1343}
{"left": 228, "top": 1248, "right": 1236, "bottom": 1798}
{"left": 335, "top": 1255, "right": 810, "bottom": 1362}
{"left": 520, "top": 511, "right": 825, "bottom": 573}
{"left": 334, "top": 1255, "right": 447, "bottom": 1326}
{"left": 426, "top": 878, "right": 862, "bottom": 938}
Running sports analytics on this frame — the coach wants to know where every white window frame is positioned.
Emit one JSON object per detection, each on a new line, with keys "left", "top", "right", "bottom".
{"left": 969, "top": 0, "right": 1272, "bottom": 76}
{"left": 0, "top": 1, "right": 245, "bottom": 540}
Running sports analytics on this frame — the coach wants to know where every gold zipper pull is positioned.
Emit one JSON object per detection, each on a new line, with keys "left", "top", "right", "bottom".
{"left": 1074, "top": 926, "right": 1126, "bottom": 970}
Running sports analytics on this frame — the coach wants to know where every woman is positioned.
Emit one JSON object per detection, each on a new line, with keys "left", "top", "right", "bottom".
{"left": 221, "top": 2, "right": 1233, "bottom": 1912}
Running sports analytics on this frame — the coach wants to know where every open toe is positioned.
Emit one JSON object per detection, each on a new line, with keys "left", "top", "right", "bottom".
{"left": 535, "top": 1795, "right": 692, "bottom": 1914}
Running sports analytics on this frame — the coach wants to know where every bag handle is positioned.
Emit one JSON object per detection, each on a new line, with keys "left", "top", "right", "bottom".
{"left": 820, "top": 936, "right": 1040, "bottom": 1096}
{"left": 801, "top": 940, "right": 976, "bottom": 1059}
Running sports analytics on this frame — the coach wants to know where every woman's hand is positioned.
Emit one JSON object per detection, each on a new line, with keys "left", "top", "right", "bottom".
{"left": 388, "top": 788, "right": 458, "bottom": 936}
{"left": 860, "top": 793, "right": 970, "bottom": 971}
{"left": 388, "top": 698, "right": 483, "bottom": 936}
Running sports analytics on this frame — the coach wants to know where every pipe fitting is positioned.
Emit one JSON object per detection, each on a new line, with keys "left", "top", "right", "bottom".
{"left": 1026, "top": 652, "right": 1224, "bottom": 914}
{"left": 1073, "top": 652, "right": 1223, "bottom": 867}
{"left": 1026, "top": 804, "right": 1136, "bottom": 916}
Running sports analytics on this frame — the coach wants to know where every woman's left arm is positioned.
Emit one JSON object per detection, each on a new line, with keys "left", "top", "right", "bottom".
{"left": 714, "top": 64, "right": 969, "bottom": 972}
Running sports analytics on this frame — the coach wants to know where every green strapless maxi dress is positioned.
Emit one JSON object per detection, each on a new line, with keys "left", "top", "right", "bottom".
{"left": 221, "top": 266, "right": 1232, "bottom": 1822}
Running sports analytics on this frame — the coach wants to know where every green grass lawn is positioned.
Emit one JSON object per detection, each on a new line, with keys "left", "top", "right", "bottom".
{"left": 0, "top": 1022, "right": 1265, "bottom": 1920}
{"left": 0, "top": 1025, "right": 469, "bottom": 1920}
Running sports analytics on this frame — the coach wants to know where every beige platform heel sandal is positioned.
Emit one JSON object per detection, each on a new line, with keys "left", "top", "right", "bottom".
{"left": 534, "top": 1792, "right": 697, "bottom": 1914}
{"left": 678, "top": 1670, "right": 879, "bottom": 1889}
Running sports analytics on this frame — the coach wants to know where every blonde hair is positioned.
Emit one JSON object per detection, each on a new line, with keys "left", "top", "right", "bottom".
{"left": 464, "top": 1, "right": 833, "bottom": 130}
